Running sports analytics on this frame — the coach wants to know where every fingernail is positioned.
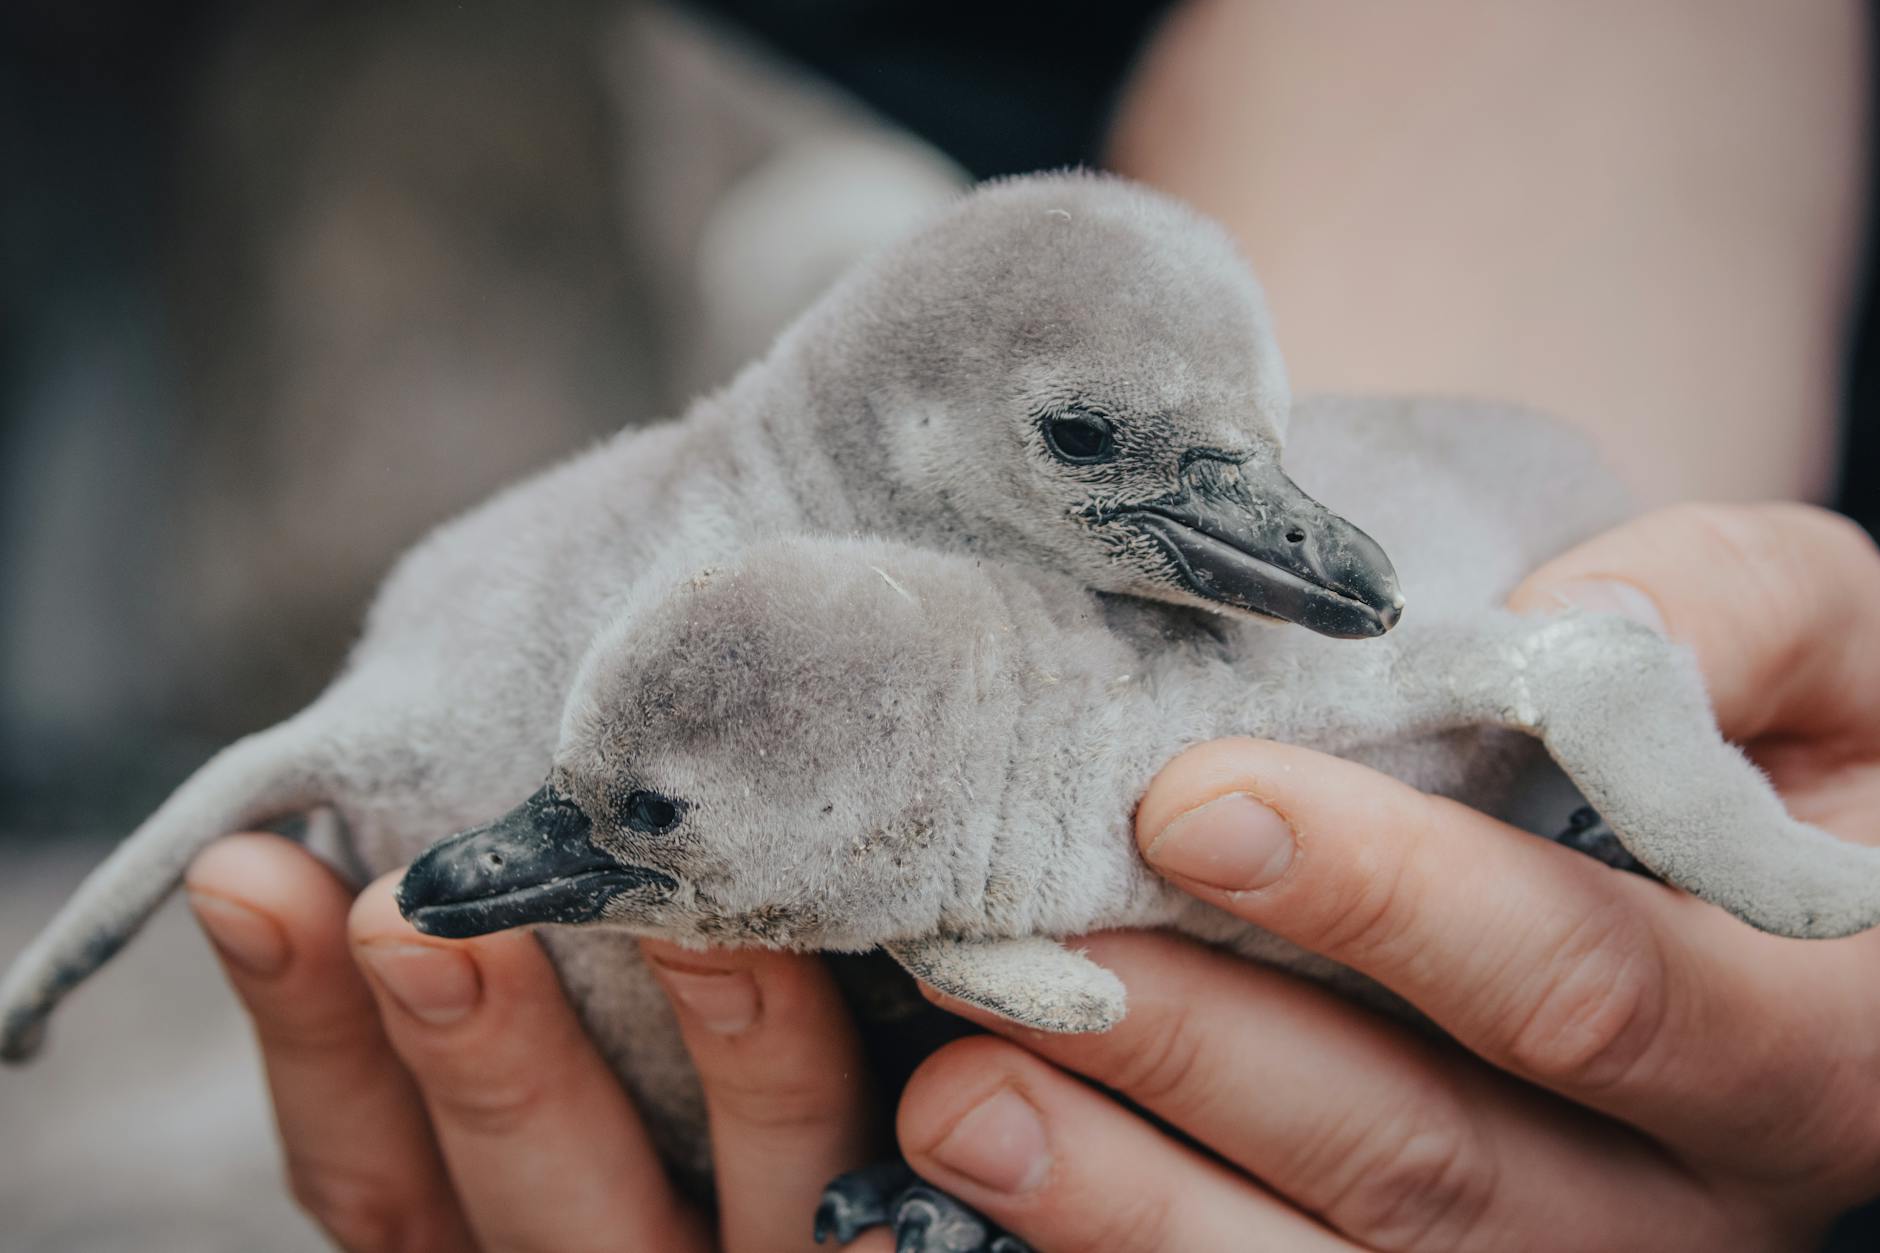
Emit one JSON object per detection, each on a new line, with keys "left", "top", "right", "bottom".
{"left": 1541, "top": 578, "right": 1666, "bottom": 635}
{"left": 359, "top": 942, "right": 480, "bottom": 1026}
{"left": 1145, "top": 792, "right": 1295, "bottom": 891}
{"left": 189, "top": 892, "right": 289, "bottom": 977}
{"left": 929, "top": 1087, "right": 1050, "bottom": 1195}
{"left": 653, "top": 964, "right": 761, "bottom": 1035}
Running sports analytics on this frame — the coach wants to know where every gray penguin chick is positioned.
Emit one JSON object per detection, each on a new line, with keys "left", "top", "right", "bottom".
{"left": 399, "top": 532, "right": 1880, "bottom": 1042}
{"left": 0, "top": 173, "right": 1404, "bottom": 1076}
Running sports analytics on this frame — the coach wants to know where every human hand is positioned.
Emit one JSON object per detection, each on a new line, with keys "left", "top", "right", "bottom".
{"left": 892, "top": 503, "right": 1880, "bottom": 1251}
{"left": 185, "top": 836, "right": 893, "bottom": 1253}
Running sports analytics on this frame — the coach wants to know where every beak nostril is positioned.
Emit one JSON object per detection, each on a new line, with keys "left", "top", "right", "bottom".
{"left": 1285, "top": 527, "right": 1306, "bottom": 544}
{"left": 486, "top": 853, "right": 504, "bottom": 869}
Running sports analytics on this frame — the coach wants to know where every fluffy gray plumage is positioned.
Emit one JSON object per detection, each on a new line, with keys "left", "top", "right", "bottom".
{"left": 0, "top": 173, "right": 1363, "bottom": 1163}
{"left": 2, "top": 173, "right": 1872, "bottom": 1193}
{"left": 518, "top": 529, "right": 1869, "bottom": 1039}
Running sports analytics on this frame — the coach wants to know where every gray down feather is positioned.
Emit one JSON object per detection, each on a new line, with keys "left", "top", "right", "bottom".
{"left": 2, "top": 173, "right": 1870, "bottom": 1188}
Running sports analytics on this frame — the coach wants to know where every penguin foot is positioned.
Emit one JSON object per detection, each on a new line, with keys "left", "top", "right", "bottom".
{"left": 884, "top": 1184, "right": 1030, "bottom": 1253}
{"left": 814, "top": 1163, "right": 1029, "bottom": 1252}
{"left": 814, "top": 1163, "right": 914, "bottom": 1244}
{"left": 1554, "top": 805, "right": 1649, "bottom": 876}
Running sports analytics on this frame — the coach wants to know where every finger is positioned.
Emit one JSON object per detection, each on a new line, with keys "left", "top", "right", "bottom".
{"left": 348, "top": 874, "right": 706, "bottom": 1253}
{"left": 898, "top": 1036, "right": 1359, "bottom": 1253}
{"left": 1133, "top": 737, "right": 1834, "bottom": 1152}
{"left": 643, "top": 940, "right": 882, "bottom": 1253}
{"left": 186, "top": 835, "right": 472, "bottom": 1253}
{"left": 1508, "top": 502, "right": 1880, "bottom": 746}
{"left": 922, "top": 931, "right": 1731, "bottom": 1252}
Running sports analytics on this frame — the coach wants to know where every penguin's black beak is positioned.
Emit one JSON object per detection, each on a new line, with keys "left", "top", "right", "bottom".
{"left": 1116, "top": 453, "right": 1404, "bottom": 638}
{"left": 397, "top": 786, "right": 675, "bottom": 939}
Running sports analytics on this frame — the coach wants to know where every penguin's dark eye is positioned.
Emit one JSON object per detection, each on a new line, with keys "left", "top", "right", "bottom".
{"left": 1044, "top": 412, "right": 1117, "bottom": 464}
{"left": 621, "top": 789, "right": 683, "bottom": 835}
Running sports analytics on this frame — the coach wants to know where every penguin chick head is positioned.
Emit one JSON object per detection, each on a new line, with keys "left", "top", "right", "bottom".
{"left": 398, "top": 541, "right": 1006, "bottom": 950}
{"left": 817, "top": 171, "right": 1403, "bottom": 639}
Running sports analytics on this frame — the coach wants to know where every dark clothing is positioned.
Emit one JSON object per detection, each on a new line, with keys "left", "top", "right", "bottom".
{"left": 680, "top": 0, "right": 1175, "bottom": 181}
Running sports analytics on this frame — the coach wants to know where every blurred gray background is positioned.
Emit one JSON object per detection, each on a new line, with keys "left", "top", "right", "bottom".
{"left": 1, "top": 3, "right": 970, "bottom": 1247}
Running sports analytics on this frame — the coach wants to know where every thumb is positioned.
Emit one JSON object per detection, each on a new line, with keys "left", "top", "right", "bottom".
{"left": 1509, "top": 502, "right": 1880, "bottom": 744}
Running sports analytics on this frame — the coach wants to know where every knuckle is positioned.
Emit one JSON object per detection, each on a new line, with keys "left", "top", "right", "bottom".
{"left": 1092, "top": 1186, "right": 1177, "bottom": 1253}
{"left": 1763, "top": 504, "right": 1880, "bottom": 635}
{"left": 287, "top": 1161, "right": 423, "bottom": 1253}
{"left": 1755, "top": 501, "right": 1880, "bottom": 568}
{"left": 1302, "top": 810, "right": 1423, "bottom": 967}
{"left": 1647, "top": 503, "right": 1795, "bottom": 624}
{"left": 1100, "top": 1000, "right": 1212, "bottom": 1112}
{"left": 251, "top": 1003, "right": 385, "bottom": 1061}
{"left": 707, "top": 1065, "right": 845, "bottom": 1135}
{"left": 1646, "top": 502, "right": 1770, "bottom": 567}
{"left": 420, "top": 1068, "right": 549, "bottom": 1138}
{"left": 1313, "top": 1099, "right": 1496, "bottom": 1251}
{"left": 1631, "top": 501, "right": 1880, "bottom": 735}
{"left": 1498, "top": 904, "right": 1668, "bottom": 1091}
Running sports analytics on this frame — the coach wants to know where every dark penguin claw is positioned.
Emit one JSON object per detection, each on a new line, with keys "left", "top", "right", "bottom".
{"left": 814, "top": 1164, "right": 1030, "bottom": 1253}
{"left": 815, "top": 1163, "right": 916, "bottom": 1244}
{"left": 890, "top": 1185, "right": 991, "bottom": 1253}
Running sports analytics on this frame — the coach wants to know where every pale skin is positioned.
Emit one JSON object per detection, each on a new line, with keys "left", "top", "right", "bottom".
{"left": 185, "top": 5, "right": 1878, "bottom": 1250}
{"left": 1107, "top": 0, "right": 1864, "bottom": 507}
